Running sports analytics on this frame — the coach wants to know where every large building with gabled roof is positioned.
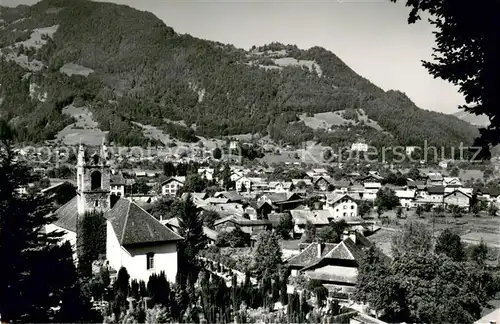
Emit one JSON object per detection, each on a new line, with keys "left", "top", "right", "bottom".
{"left": 105, "top": 198, "right": 183, "bottom": 283}
{"left": 46, "top": 144, "right": 183, "bottom": 283}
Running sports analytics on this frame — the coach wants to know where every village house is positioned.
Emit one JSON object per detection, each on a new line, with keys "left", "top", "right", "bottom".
{"left": 362, "top": 181, "right": 381, "bottom": 201}
{"left": 214, "top": 215, "right": 272, "bottom": 237}
{"left": 200, "top": 202, "right": 247, "bottom": 218}
{"left": 181, "top": 192, "right": 208, "bottom": 204}
{"left": 395, "top": 189, "right": 416, "bottom": 209}
{"left": 415, "top": 185, "right": 445, "bottom": 208}
{"left": 474, "top": 187, "right": 500, "bottom": 208}
{"left": 106, "top": 198, "right": 183, "bottom": 283}
{"left": 323, "top": 193, "right": 358, "bottom": 220}
{"left": 285, "top": 231, "right": 381, "bottom": 300}
{"left": 160, "top": 176, "right": 185, "bottom": 196}
{"left": 248, "top": 177, "right": 269, "bottom": 192}
{"left": 197, "top": 167, "right": 214, "bottom": 181}
{"left": 110, "top": 172, "right": 126, "bottom": 197}
{"left": 426, "top": 172, "right": 444, "bottom": 186}
{"left": 289, "top": 209, "right": 331, "bottom": 236}
{"left": 204, "top": 197, "right": 230, "bottom": 205}
{"left": 258, "top": 192, "right": 305, "bottom": 212}
{"left": 314, "top": 176, "right": 334, "bottom": 192}
{"left": 249, "top": 200, "right": 274, "bottom": 219}
{"left": 443, "top": 177, "right": 463, "bottom": 188}
{"left": 292, "top": 178, "right": 313, "bottom": 189}
{"left": 407, "top": 180, "right": 426, "bottom": 191}
{"left": 312, "top": 168, "right": 329, "bottom": 176}
{"left": 443, "top": 189, "right": 472, "bottom": 210}
{"left": 235, "top": 176, "right": 253, "bottom": 192}
{"left": 229, "top": 140, "right": 241, "bottom": 151}
{"left": 347, "top": 183, "right": 365, "bottom": 200}
{"left": 332, "top": 180, "right": 351, "bottom": 194}
{"left": 269, "top": 181, "right": 294, "bottom": 193}
{"left": 285, "top": 242, "right": 337, "bottom": 277}
{"left": 161, "top": 217, "right": 219, "bottom": 245}
{"left": 40, "top": 181, "right": 66, "bottom": 197}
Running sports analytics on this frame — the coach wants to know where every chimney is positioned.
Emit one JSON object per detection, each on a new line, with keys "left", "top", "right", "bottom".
{"left": 317, "top": 242, "right": 323, "bottom": 258}
{"left": 341, "top": 230, "right": 349, "bottom": 241}
{"left": 349, "top": 230, "right": 357, "bottom": 244}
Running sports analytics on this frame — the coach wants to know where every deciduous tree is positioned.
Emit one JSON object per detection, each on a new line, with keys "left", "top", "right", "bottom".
{"left": 253, "top": 231, "right": 282, "bottom": 278}
{"left": 391, "top": 221, "right": 432, "bottom": 259}
{"left": 276, "top": 213, "right": 294, "bottom": 239}
{"left": 435, "top": 229, "right": 465, "bottom": 261}
{"left": 391, "top": 0, "right": 500, "bottom": 156}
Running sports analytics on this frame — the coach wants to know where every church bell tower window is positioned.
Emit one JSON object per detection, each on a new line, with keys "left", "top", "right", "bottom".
{"left": 91, "top": 171, "right": 102, "bottom": 190}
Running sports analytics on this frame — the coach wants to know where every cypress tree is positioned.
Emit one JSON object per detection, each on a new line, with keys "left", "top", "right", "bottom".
{"left": 272, "top": 274, "right": 280, "bottom": 303}
{"left": 156, "top": 271, "right": 171, "bottom": 308}
{"left": 139, "top": 280, "right": 148, "bottom": 298}
{"left": 112, "top": 267, "right": 130, "bottom": 320}
{"left": 177, "top": 194, "right": 207, "bottom": 291}
{"left": 131, "top": 279, "right": 140, "bottom": 300}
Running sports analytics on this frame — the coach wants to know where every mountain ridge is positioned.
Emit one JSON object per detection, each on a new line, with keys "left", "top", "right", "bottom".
{"left": 0, "top": 0, "right": 479, "bottom": 152}
{"left": 452, "top": 111, "right": 490, "bottom": 127}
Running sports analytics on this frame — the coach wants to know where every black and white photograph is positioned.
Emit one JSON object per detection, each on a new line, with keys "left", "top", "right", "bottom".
{"left": 0, "top": 0, "right": 499, "bottom": 323}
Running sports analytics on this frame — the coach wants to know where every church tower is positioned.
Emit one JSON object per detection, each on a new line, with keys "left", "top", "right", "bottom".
{"left": 76, "top": 143, "right": 111, "bottom": 215}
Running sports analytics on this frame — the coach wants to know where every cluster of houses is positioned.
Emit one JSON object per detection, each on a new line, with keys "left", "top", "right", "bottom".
{"left": 160, "top": 166, "right": 496, "bottom": 213}
{"left": 42, "top": 144, "right": 498, "bottom": 309}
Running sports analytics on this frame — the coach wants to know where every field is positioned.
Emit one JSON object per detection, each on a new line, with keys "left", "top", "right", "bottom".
{"left": 131, "top": 122, "right": 224, "bottom": 151}
{"left": 367, "top": 212, "right": 500, "bottom": 259}
{"left": 0, "top": 25, "right": 58, "bottom": 72}
{"left": 298, "top": 110, "right": 383, "bottom": 131}
{"left": 258, "top": 140, "right": 331, "bottom": 165}
{"left": 59, "top": 63, "right": 94, "bottom": 77}
{"left": 56, "top": 105, "right": 108, "bottom": 146}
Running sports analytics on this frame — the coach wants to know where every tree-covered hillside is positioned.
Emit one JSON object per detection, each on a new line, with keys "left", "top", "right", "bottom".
{"left": 0, "top": 0, "right": 479, "bottom": 149}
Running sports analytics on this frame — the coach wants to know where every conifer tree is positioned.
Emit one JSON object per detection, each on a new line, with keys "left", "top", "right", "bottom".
{"left": 177, "top": 194, "right": 207, "bottom": 290}
{"left": 112, "top": 267, "right": 130, "bottom": 320}
{"left": 0, "top": 127, "right": 87, "bottom": 322}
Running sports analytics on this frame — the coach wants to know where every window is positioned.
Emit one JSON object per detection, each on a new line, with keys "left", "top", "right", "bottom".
{"left": 95, "top": 200, "right": 99, "bottom": 207}
{"left": 147, "top": 253, "right": 155, "bottom": 270}
{"left": 91, "top": 171, "right": 102, "bottom": 190}
{"left": 351, "top": 205, "right": 354, "bottom": 209}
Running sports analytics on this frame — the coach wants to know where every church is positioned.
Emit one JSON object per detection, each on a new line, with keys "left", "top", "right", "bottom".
{"left": 46, "top": 144, "right": 183, "bottom": 283}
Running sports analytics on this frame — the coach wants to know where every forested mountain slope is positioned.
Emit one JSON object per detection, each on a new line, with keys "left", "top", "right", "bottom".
{"left": 0, "top": 0, "right": 479, "bottom": 149}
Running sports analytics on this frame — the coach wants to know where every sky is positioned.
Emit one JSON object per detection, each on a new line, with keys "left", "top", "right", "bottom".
{"left": 1, "top": 0, "right": 465, "bottom": 114}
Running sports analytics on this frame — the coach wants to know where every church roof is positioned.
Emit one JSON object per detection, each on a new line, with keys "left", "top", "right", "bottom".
{"left": 105, "top": 198, "right": 183, "bottom": 246}
{"left": 53, "top": 196, "right": 78, "bottom": 232}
